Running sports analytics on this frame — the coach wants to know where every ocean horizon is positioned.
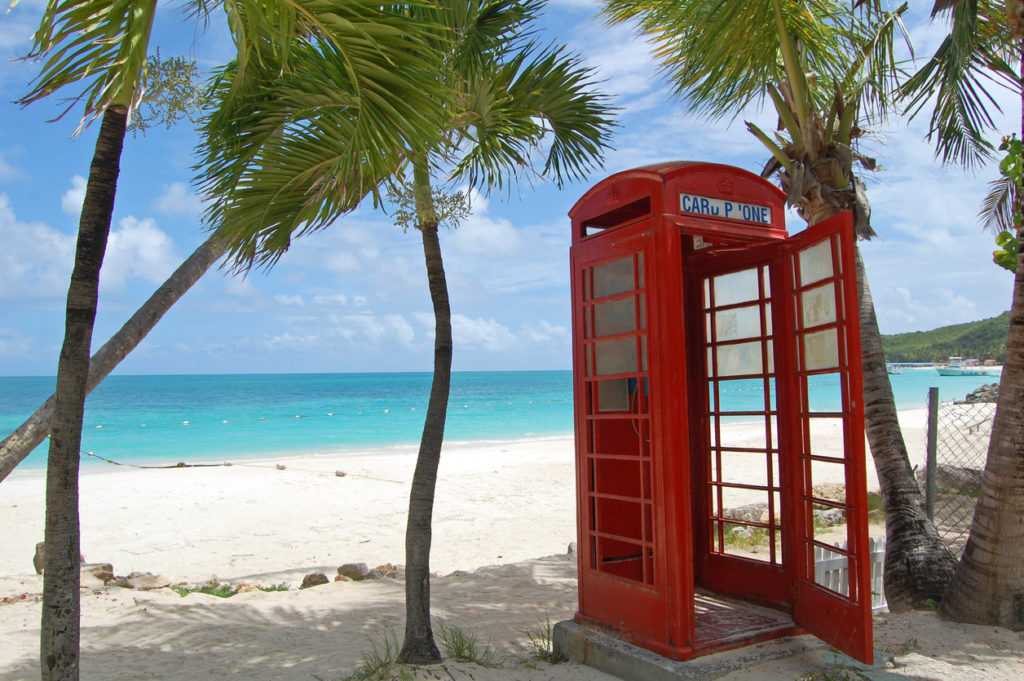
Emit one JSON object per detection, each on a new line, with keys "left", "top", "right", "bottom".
{"left": 0, "top": 368, "right": 1001, "bottom": 470}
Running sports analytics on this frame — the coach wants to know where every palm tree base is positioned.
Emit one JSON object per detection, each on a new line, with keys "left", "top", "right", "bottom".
{"left": 398, "top": 640, "right": 442, "bottom": 665}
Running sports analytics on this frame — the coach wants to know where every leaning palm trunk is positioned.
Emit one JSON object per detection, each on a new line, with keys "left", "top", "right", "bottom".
{"left": 855, "top": 248, "right": 956, "bottom": 609}
{"left": 0, "top": 236, "right": 226, "bottom": 484}
{"left": 42, "top": 105, "right": 126, "bottom": 681}
{"left": 399, "top": 219, "right": 450, "bottom": 664}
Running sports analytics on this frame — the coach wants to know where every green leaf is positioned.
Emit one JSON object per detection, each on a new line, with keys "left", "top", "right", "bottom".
{"left": 993, "top": 230, "right": 1019, "bottom": 272}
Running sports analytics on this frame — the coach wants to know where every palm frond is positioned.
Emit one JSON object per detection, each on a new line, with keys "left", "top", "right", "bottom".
{"left": 979, "top": 175, "right": 1018, "bottom": 233}
{"left": 601, "top": 0, "right": 851, "bottom": 119}
{"left": 444, "top": 0, "right": 543, "bottom": 73}
{"left": 900, "top": 0, "right": 1019, "bottom": 168}
{"left": 451, "top": 43, "right": 616, "bottom": 193}
{"left": 17, "top": 0, "right": 157, "bottom": 130}
{"left": 747, "top": 120, "right": 795, "bottom": 175}
{"left": 843, "top": 2, "right": 911, "bottom": 127}
{"left": 198, "top": 20, "right": 449, "bottom": 272}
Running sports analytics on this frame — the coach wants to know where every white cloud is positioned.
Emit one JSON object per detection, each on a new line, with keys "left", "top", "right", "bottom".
{"left": 861, "top": 233, "right": 1014, "bottom": 334}
{"left": 448, "top": 192, "right": 524, "bottom": 255}
{"left": 100, "top": 216, "right": 178, "bottom": 292}
{"left": 311, "top": 293, "right": 348, "bottom": 306}
{"left": 266, "top": 332, "right": 322, "bottom": 350}
{"left": 153, "top": 182, "right": 204, "bottom": 218}
{"left": 521, "top": 320, "right": 569, "bottom": 345}
{"left": 61, "top": 175, "right": 87, "bottom": 217}
{"left": 344, "top": 313, "right": 416, "bottom": 348}
{"left": 274, "top": 294, "right": 305, "bottom": 306}
{"left": 452, "top": 314, "right": 517, "bottom": 351}
{"left": 0, "top": 193, "right": 74, "bottom": 297}
{"left": 577, "top": 20, "right": 661, "bottom": 101}
{"left": 0, "top": 195, "right": 182, "bottom": 298}
{"left": 442, "top": 192, "right": 570, "bottom": 300}
{"left": 283, "top": 221, "right": 391, "bottom": 276}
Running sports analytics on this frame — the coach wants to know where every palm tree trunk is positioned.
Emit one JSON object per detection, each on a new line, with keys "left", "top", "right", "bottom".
{"left": 938, "top": 62, "right": 1024, "bottom": 627}
{"left": 0, "top": 236, "right": 225, "bottom": 484}
{"left": 399, "top": 219, "right": 449, "bottom": 664}
{"left": 938, "top": 227, "right": 1024, "bottom": 628}
{"left": 42, "top": 105, "right": 127, "bottom": 681}
{"left": 855, "top": 246, "right": 957, "bottom": 610}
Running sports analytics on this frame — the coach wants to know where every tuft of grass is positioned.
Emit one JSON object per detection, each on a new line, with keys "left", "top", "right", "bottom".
{"left": 517, "top": 614, "right": 564, "bottom": 663}
{"left": 337, "top": 627, "right": 409, "bottom": 681}
{"left": 171, "top": 582, "right": 236, "bottom": 598}
{"left": 259, "top": 582, "right": 290, "bottom": 593}
{"left": 885, "top": 638, "right": 920, "bottom": 657}
{"left": 171, "top": 581, "right": 291, "bottom": 598}
{"left": 436, "top": 621, "right": 499, "bottom": 667}
{"left": 722, "top": 523, "right": 770, "bottom": 549}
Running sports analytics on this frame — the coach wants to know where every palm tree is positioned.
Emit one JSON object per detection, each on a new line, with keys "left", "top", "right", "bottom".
{"left": 16, "top": 2, "right": 449, "bottom": 677}
{"left": 903, "top": 0, "right": 1024, "bottom": 628}
{"left": 17, "top": 3, "right": 159, "bottom": 676}
{"left": 388, "top": 2, "right": 614, "bottom": 660}
{"left": 202, "top": 0, "right": 614, "bottom": 663}
{"left": 600, "top": 0, "right": 959, "bottom": 608}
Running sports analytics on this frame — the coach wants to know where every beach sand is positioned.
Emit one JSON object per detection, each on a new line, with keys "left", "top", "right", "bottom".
{"left": 3, "top": 409, "right": 1022, "bottom": 680}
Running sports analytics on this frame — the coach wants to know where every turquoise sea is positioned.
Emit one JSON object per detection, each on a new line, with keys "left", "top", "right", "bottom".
{"left": 0, "top": 369, "right": 1000, "bottom": 470}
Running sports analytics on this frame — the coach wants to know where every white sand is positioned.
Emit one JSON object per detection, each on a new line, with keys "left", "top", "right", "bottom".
{"left": 1, "top": 438, "right": 579, "bottom": 583}
{"left": 3, "top": 410, "right": 1021, "bottom": 680}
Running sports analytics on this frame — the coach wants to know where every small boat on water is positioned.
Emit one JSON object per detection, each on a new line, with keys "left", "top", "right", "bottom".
{"left": 936, "top": 356, "right": 990, "bottom": 377}
{"left": 886, "top": 364, "right": 902, "bottom": 375}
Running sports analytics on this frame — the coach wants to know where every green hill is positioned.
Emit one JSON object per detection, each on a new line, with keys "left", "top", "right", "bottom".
{"left": 881, "top": 311, "right": 1010, "bottom": 363}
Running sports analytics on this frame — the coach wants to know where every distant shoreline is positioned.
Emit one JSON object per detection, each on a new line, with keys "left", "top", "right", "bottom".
{"left": 2, "top": 368, "right": 998, "bottom": 473}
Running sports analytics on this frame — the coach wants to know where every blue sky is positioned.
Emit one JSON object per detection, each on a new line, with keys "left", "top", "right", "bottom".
{"left": 0, "top": 1, "right": 1017, "bottom": 376}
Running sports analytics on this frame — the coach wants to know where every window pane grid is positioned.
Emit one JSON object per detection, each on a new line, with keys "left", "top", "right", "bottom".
{"left": 581, "top": 251, "right": 654, "bottom": 587}
{"left": 702, "top": 264, "right": 783, "bottom": 566}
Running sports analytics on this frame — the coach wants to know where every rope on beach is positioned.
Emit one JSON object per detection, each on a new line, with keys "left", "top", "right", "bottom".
{"left": 82, "top": 451, "right": 405, "bottom": 484}
{"left": 84, "top": 452, "right": 226, "bottom": 469}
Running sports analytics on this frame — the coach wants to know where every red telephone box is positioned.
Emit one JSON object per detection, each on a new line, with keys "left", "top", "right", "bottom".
{"left": 569, "top": 161, "right": 873, "bottom": 664}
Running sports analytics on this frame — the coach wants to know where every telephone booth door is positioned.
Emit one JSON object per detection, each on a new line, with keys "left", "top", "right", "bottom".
{"left": 689, "top": 212, "right": 872, "bottom": 663}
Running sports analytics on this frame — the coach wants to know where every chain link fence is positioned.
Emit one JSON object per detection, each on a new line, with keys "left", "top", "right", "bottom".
{"left": 920, "top": 385, "right": 998, "bottom": 557}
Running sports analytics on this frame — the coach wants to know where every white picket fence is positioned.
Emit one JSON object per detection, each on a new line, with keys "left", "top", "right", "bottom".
{"left": 813, "top": 537, "right": 887, "bottom": 611}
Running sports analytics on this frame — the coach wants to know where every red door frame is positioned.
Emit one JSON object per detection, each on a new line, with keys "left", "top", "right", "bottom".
{"left": 684, "top": 243, "right": 794, "bottom": 608}
{"left": 570, "top": 218, "right": 694, "bottom": 658}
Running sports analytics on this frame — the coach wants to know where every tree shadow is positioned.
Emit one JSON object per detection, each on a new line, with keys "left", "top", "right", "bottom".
{"left": 0, "top": 554, "right": 580, "bottom": 681}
